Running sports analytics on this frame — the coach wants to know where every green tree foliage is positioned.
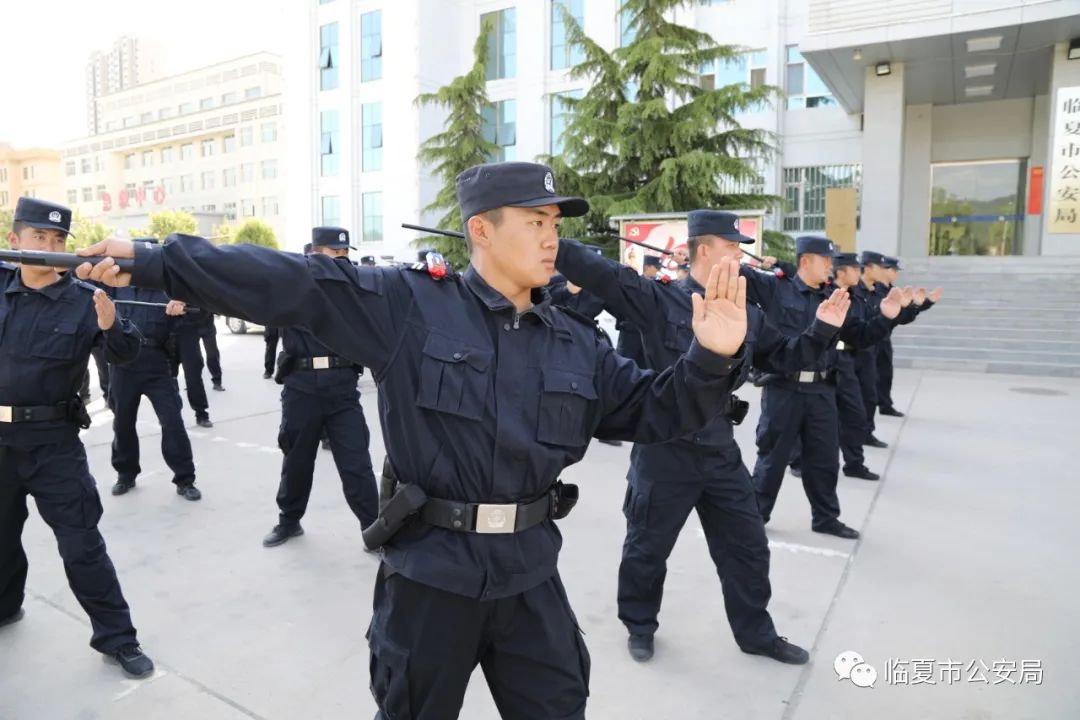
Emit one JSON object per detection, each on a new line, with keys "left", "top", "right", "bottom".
{"left": 546, "top": 0, "right": 778, "bottom": 254}
{"left": 0, "top": 208, "right": 13, "bottom": 249}
{"left": 67, "top": 211, "right": 112, "bottom": 252}
{"left": 414, "top": 21, "right": 498, "bottom": 269}
{"left": 762, "top": 230, "right": 795, "bottom": 264}
{"left": 211, "top": 223, "right": 235, "bottom": 246}
{"left": 232, "top": 219, "right": 279, "bottom": 249}
{"left": 132, "top": 209, "right": 198, "bottom": 240}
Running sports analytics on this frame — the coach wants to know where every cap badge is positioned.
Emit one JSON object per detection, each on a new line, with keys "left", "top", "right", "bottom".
{"left": 338, "top": 232, "right": 346, "bottom": 242}
{"left": 48, "top": 211, "right": 62, "bottom": 223}
{"left": 732, "top": 218, "right": 740, "bottom": 231}
{"left": 544, "top": 172, "right": 555, "bottom": 194}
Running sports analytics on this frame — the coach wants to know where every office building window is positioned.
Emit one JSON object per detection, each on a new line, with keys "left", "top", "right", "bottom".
{"left": 67, "top": 189, "right": 78, "bottom": 204}
{"left": 245, "top": 86, "right": 262, "bottom": 100}
{"left": 96, "top": 185, "right": 106, "bottom": 199}
{"left": 179, "top": 101, "right": 195, "bottom": 115}
{"left": 201, "top": 139, "right": 215, "bottom": 157}
{"left": 320, "top": 22, "right": 339, "bottom": 91}
{"left": 123, "top": 116, "right": 137, "bottom": 128}
{"left": 321, "top": 195, "right": 340, "bottom": 226}
{"left": 482, "top": 99, "right": 516, "bottom": 162}
{"left": 143, "top": 180, "right": 155, "bottom": 192}
{"left": 786, "top": 46, "right": 835, "bottom": 109}
{"left": 782, "top": 165, "right": 861, "bottom": 232}
{"left": 124, "top": 182, "right": 137, "bottom": 196}
{"left": 223, "top": 134, "right": 236, "bottom": 153}
{"left": 181, "top": 143, "right": 194, "bottom": 161}
{"left": 240, "top": 127, "right": 253, "bottom": 146}
{"left": 223, "top": 168, "right": 236, "bottom": 187}
{"left": 161, "top": 146, "right": 174, "bottom": 164}
{"left": 241, "top": 199, "right": 256, "bottom": 217}
{"left": 321, "top": 110, "right": 340, "bottom": 176}
{"left": 0, "top": 168, "right": 6, "bottom": 183}
{"left": 162, "top": 177, "right": 175, "bottom": 195}
{"left": 360, "top": 10, "right": 382, "bottom": 82}
{"left": 180, "top": 174, "right": 193, "bottom": 193}
{"left": 82, "top": 187, "right": 94, "bottom": 202}
{"left": 65, "top": 161, "right": 76, "bottom": 176}
{"left": 261, "top": 160, "right": 278, "bottom": 180}
{"left": 224, "top": 201, "right": 237, "bottom": 220}
{"left": 202, "top": 204, "right": 216, "bottom": 212}
{"left": 262, "top": 122, "right": 277, "bottom": 142}
{"left": 261, "top": 196, "right": 279, "bottom": 217}
{"left": 701, "top": 49, "right": 767, "bottom": 91}
{"left": 362, "top": 103, "right": 383, "bottom": 172}
{"left": 620, "top": 6, "right": 637, "bottom": 46}
{"left": 482, "top": 8, "right": 516, "bottom": 81}
{"left": 159, "top": 107, "right": 175, "bottom": 120}
{"left": 222, "top": 91, "right": 238, "bottom": 105}
{"left": 551, "top": 0, "right": 584, "bottom": 70}
{"left": 362, "top": 192, "right": 382, "bottom": 243}
{"left": 549, "top": 90, "right": 582, "bottom": 156}
{"left": 123, "top": 154, "right": 135, "bottom": 170}
{"left": 201, "top": 171, "right": 215, "bottom": 190}
{"left": 81, "top": 158, "right": 92, "bottom": 173}
{"left": 241, "top": 163, "right": 255, "bottom": 183}
{"left": 142, "top": 150, "right": 153, "bottom": 167}
{"left": 140, "top": 112, "right": 154, "bottom": 124}
{"left": 200, "top": 97, "right": 216, "bottom": 111}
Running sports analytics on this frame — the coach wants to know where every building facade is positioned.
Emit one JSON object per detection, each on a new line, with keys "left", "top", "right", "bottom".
{"left": 287, "top": 0, "right": 1080, "bottom": 260}
{"left": 63, "top": 52, "right": 287, "bottom": 239}
{"left": 0, "top": 145, "right": 63, "bottom": 213}
{"left": 86, "top": 36, "right": 164, "bottom": 136}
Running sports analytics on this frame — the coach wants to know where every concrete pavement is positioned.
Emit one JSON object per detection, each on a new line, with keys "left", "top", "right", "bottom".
{"left": 1, "top": 329, "right": 1076, "bottom": 719}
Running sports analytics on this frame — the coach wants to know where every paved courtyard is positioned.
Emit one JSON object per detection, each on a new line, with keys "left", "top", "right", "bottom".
{"left": 1, "top": 328, "right": 1076, "bottom": 719}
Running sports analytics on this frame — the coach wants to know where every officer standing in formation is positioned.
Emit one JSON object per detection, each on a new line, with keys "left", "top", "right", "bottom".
{"left": 107, "top": 238, "right": 202, "bottom": 501}
{"left": 197, "top": 309, "right": 225, "bottom": 392}
{"left": 172, "top": 306, "right": 215, "bottom": 428}
{"left": 742, "top": 237, "right": 906, "bottom": 538}
{"left": 557, "top": 210, "right": 852, "bottom": 665}
{"left": 1, "top": 198, "right": 154, "bottom": 678}
{"left": 262, "top": 229, "right": 379, "bottom": 548}
{"left": 78, "top": 160, "right": 751, "bottom": 719}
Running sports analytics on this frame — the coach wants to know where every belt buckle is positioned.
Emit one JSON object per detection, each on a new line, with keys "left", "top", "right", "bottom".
{"left": 312, "top": 356, "right": 330, "bottom": 370}
{"left": 474, "top": 503, "right": 517, "bottom": 534}
{"left": 798, "top": 371, "right": 816, "bottom": 383}
{"left": 0, "top": 406, "right": 11, "bottom": 423}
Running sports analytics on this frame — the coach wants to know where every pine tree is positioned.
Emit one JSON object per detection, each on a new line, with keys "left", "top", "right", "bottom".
{"left": 414, "top": 22, "right": 498, "bottom": 269}
{"left": 548, "top": 0, "right": 777, "bottom": 252}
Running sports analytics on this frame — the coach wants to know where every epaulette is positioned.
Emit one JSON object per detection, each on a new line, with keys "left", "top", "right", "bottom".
{"left": 553, "top": 304, "right": 597, "bottom": 329}
{"left": 403, "top": 251, "right": 454, "bottom": 281}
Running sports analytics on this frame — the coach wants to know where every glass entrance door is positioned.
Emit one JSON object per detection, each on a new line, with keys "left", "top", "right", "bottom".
{"left": 929, "top": 160, "right": 1026, "bottom": 256}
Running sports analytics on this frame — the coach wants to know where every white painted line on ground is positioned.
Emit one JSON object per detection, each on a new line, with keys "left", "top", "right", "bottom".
{"left": 694, "top": 528, "right": 850, "bottom": 559}
{"left": 112, "top": 669, "right": 168, "bottom": 702}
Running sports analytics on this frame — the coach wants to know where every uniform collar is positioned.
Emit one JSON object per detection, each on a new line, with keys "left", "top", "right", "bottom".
{"left": 463, "top": 266, "right": 554, "bottom": 326}
{"left": 792, "top": 273, "right": 826, "bottom": 296}
{"left": 4, "top": 268, "right": 72, "bottom": 300}
{"left": 680, "top": 273, "right": 705, "bottom": 296}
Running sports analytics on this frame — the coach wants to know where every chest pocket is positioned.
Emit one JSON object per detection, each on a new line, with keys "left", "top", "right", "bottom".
{"left": 31, "top": 318, "right": 81, "bottom": 359}
{"left": 662, "top": 308, "right": 693, "bottom": 352}
{"left": 416, "top": 333, "right": 492, "bottom": 421}
{"left": 779, "top": 297, "right": 809, "bottom": 334}
{"left": 537, "top": 368, "right": 598, "bottom": 446}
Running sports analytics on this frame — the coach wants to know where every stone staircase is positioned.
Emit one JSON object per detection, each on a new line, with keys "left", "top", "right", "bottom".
{"left": 889, "top": 256, "right": 1080, "bottom": 378}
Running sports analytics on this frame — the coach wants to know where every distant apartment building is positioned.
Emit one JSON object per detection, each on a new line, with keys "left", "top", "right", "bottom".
{"left": 0, "top": 144, "right": 63, "bottom": 213}
{"left": 86, "top": 36, "right": 164, "bottom": 136}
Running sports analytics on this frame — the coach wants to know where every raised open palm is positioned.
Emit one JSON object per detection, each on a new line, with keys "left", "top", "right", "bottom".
{"left": 691, "top": 258, "right": 747, "bottom": 358}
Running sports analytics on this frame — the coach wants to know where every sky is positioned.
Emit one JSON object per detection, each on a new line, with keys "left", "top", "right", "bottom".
{"left": 1, "top": 0, "right": 289, "bottom": 148}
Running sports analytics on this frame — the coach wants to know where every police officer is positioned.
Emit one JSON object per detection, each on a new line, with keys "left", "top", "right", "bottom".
{"left": 262, "top": 229, "right": 379, "bottom": 547}
{"left": 108, "top": 238, "right": 201, "bottom": 501}
{"left": 0, "top": 198, "right": 154, "bottom": 678}
{"left": 172, "top": 303, "right": 214, "bottom": 428}
{"left": 828, "top": 253, "right": 885, "bottom": 480}
{"left": 875, "top": 256, "right": 942, "bottom": 418}
{"left": 615, "top": 256, "right": 664, "bottom": 368}
{"left": 740, "top": 237, "right": 906, "bottom": 538}
{"left": 78, "top": 161, "right": 750, "bottom": 719}
{"left": 199, "top": 310, "right": 224, "bottom": 392}
{"left": 853, "top": 251, "right": 893, "bottom": 448}
{"left": 557, "top": 210, "right": 850, "bottom": 665}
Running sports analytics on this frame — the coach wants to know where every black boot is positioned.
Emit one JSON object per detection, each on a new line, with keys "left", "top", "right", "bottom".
{"left": 176, "top": 484, "right": 202, "bottom": 501}
{"left": 864, "top": 434, "right": 888, "bottom": 449}
{"left": 112, "top": 479, "right": 135, "bottom": 496}
{"left": 627, "top": 634, "right": 654, "bottom": 662}
{"left": 105, "top": 643, "right": 155, "bottom": 679}
{"left": 879, "top": 407, "right": 904, "bottom": 417}
{"left": 0, "top": 608, "right": 25, "bottom": 628}
{"left": 813, "top": 521, "right": 860, "bottom": 540}
{"left": 843, "top": 466, "right": 880, "bottom": 481}
{"left": 263, "top": 523, "right": 304, "bottom": 547}
{"left": 740, "top": 636, "right": 809, "bottom": 665}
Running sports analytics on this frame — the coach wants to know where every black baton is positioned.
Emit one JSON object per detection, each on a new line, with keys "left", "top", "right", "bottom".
{"left": 0, "top": 249, "right": 135, "bottom": 272}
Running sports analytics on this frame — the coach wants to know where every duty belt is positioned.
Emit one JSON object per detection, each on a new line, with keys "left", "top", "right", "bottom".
{"left": 787, "top": 370, "right": 832, "bottom": 384}
{"left": 0, "top": 402, "right": 71, "bottom": 424}
{"left": 422, "top": 494, "right": 555, "bottom": 535}
{"left": 295, "top": 355, "right": 350, "bottom": 370}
